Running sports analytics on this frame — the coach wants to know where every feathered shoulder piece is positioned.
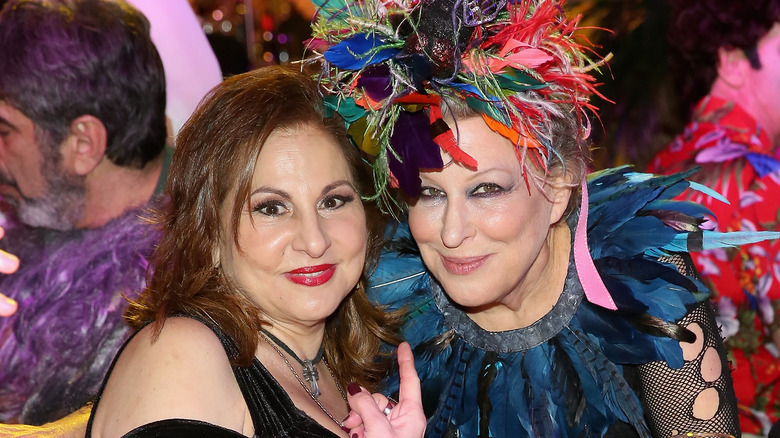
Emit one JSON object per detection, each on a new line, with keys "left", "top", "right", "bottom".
{"left": 307, "top": 0, "right": 605, "bottom": 204}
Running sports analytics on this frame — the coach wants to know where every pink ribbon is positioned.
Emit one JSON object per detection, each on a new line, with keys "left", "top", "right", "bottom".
{"left": 573, "top": 177, "right": 617, "bottom": 310}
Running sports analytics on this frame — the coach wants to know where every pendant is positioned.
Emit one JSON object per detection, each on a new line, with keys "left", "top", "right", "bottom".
{"left": 302, "top": 360, "right": 320, "bottom": 398}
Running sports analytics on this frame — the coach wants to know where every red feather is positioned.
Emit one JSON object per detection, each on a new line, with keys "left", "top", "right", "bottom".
{"left": 429, "top": 103, "right": 478, "bottom": 168}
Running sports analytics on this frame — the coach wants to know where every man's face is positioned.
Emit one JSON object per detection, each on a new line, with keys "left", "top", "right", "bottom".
{"left": 0, "top": 100, "right": 85, "bottom": 229}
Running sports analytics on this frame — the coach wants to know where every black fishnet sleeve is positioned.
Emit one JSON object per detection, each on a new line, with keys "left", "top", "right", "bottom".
{"left": 632, "top": 254, "right": 740, "bottom": 438}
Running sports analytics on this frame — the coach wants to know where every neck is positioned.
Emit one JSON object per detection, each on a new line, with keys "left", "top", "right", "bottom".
{"left": 710, "top": 80, "right": 778, "bottom": 146}
{"left": 262, "top": 322, "right": 327, "bottom": 361}
{"left": 76, "top": 152, "right": 164, "bottom": 229}
{"left": 466, "top": 223, "right": 571, "bottom": 331}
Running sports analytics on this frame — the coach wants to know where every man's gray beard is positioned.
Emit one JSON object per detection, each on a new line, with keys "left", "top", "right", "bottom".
{"left": 16, "top": 171, "right": 85, "bottom": 230}
{"left": 15, "top": 135, "right": 86, "bottom": 230}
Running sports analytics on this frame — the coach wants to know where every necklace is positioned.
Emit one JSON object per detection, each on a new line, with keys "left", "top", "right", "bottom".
{"left": 260, "top": 328, "right": 324, "bottom": 397}
{"left": 259, "top": 331, "right": 348, "bottom": 427}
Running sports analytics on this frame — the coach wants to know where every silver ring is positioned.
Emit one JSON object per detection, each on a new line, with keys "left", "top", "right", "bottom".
{"left": 382, "top": 403, "right": 394, "bottom": 416}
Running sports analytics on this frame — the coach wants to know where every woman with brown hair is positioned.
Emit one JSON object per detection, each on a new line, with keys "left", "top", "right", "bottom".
{"left": 84, "top": 66, "right": 425, "bottom": 438}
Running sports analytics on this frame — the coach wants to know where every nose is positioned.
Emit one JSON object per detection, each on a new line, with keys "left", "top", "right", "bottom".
{"left": 440, "top": 198, "right": 474, "bottom": 248}
{"left": 291, "top": 211, "right": 331, "bottom": 258}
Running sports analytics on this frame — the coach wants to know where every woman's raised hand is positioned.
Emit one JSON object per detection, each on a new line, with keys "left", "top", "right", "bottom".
{"left": 343, "top": 342, "right": 426, "bottom": 438}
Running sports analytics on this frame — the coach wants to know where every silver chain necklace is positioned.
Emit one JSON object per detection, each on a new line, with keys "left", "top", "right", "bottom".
{"left": 259, "top": 331, "right": 348, "bottom": 427}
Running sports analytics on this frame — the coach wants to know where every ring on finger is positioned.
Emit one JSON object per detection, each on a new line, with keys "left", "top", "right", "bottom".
{"left": 383, "top": 402, "right": 395, "bottom": 416}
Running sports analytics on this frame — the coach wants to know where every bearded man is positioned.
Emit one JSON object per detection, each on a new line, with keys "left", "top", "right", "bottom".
{"left": 0, "top": 0, "right": 169, "bottom": 425}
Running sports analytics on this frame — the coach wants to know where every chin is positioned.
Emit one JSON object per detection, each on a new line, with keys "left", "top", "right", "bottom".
{"left": 439, "top": 281, "right": 494, "bottom": 308}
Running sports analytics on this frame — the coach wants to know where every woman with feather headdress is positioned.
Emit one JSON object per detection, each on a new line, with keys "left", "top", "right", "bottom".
{"left": 309, "top": 0, "right": 779, "bottom": 436}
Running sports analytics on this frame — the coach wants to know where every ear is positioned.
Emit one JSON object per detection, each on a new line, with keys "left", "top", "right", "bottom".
{"left": 62, "top": 115, "right": 107, "bottom": 176}
{"left": 548, "top": 177, "right": 573, "bottom": 226}
{"left": 716, "top": 46, "right": 749, "bottom": 89}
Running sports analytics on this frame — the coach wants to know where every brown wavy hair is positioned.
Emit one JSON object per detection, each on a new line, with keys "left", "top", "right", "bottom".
{"left": 125, "top": 66, "right": 400, "bottom": 391}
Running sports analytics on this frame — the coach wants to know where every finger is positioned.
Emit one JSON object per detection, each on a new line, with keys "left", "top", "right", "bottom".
{"left": 0, "top": 293, "right": 17, "bottom": 317}
{"left": 0, "top": 249, "right": 20, "bottom": 275}
{"left": 371, "top": 393, "right": 390, "bottom": 415}
{"left": 341, "top": 409, "right": 363, "bottom": 429}
{"left": 346, "top": 425, "right": 364, "bottom": 438}
{"left": 397, "top": 342, "right": 422, "bottom": 404}
{"left": 345, "top": 382, "right": 392, "bottom": 433}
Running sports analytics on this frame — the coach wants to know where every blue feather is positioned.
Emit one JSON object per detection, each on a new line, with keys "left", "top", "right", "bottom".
{"left": 666, "top": 230, "right": 780, "bottom": 252}
{"left": 687, "top": 181, "right": 729, "bottom": 204}
{"left": 558, "top": 327, "right": 652, "bottom": 438}
{"left": 323, "top": 33, "right": 398, "bottom": 70}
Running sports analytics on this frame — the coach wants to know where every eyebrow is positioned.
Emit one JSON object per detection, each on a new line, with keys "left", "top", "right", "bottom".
{"left": 250, "top": 180, "right": 357, "bottom": 198}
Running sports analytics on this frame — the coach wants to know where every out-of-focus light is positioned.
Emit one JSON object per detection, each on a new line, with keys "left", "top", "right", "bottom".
{"left": 261, "top": 15, "right": 274, "bottom": 31}
{"left": 279, "top": 52, "right": 290, "bottom": 63}
{"left": 263, "top": 52, "right": 274, "bottom": 63}
{"left": 263, "top": 31, "right": 273, "bottom": 42}
{"left": 236, "top": 4, "right": 246, "bottom": 15}
{"left": 203, "top": 23, "right": 214, "bottom": 34}
{"left": 221, "top": 21, "right": 232, "bottom": 33}
{"left": 212, "top": 10, "right": 224, "bottom": 21}
{"left": 278, "top": 34, "right": 288, "bottom": 44}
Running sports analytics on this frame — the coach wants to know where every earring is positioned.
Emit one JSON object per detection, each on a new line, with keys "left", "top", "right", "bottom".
{"left": 76, "top": 123, "right": 86, "bottom": 133}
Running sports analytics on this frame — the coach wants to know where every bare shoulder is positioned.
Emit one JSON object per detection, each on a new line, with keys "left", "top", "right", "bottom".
{"left": 90, "top": 317, "right": 249, "bottom": 437}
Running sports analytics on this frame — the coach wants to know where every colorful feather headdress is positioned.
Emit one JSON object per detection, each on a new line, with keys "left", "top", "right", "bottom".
{"left": 308, "top": 0, "right": 606, "bottom": 202}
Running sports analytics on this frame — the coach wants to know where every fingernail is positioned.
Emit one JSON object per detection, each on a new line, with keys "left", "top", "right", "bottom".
{"left": 352, "top": 434, "right": 358, "bottom": 438}
{"left": 0, "top": 294, "right": 17, "bottom": 317}
{"left": 347, "top": 382, "right": 361, "bottom": 396}
{"left": 341, "top": 426, "right": 350, "bottom": 433}
{"left": 0, "top": 253, "right": 19, "bottom": 271}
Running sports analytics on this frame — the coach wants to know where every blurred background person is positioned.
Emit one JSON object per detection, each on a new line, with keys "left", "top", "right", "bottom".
{"left": 0, "top": 0, "right": 168, "bottom": 425}
{"left": 646, "top": 1, "right": 780, "bottom": 435}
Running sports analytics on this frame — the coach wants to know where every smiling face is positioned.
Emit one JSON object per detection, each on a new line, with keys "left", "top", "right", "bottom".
{"left": 407, "top": 117, "right": 572, "bottom": 322}
{"left": 218, "top": 124, "right": 368, "bottom": 328}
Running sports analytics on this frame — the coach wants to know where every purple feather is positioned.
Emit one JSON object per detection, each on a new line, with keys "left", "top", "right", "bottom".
{"left": 356, "top": 65, "right": 393, "bottom": 101}
{"left": 389, "top": 110, "right": 444, "bottom": 196}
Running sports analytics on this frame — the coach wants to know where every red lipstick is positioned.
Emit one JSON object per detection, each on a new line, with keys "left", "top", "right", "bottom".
{"left": 285, "top": 264, "right": 336, "bottom": 286}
